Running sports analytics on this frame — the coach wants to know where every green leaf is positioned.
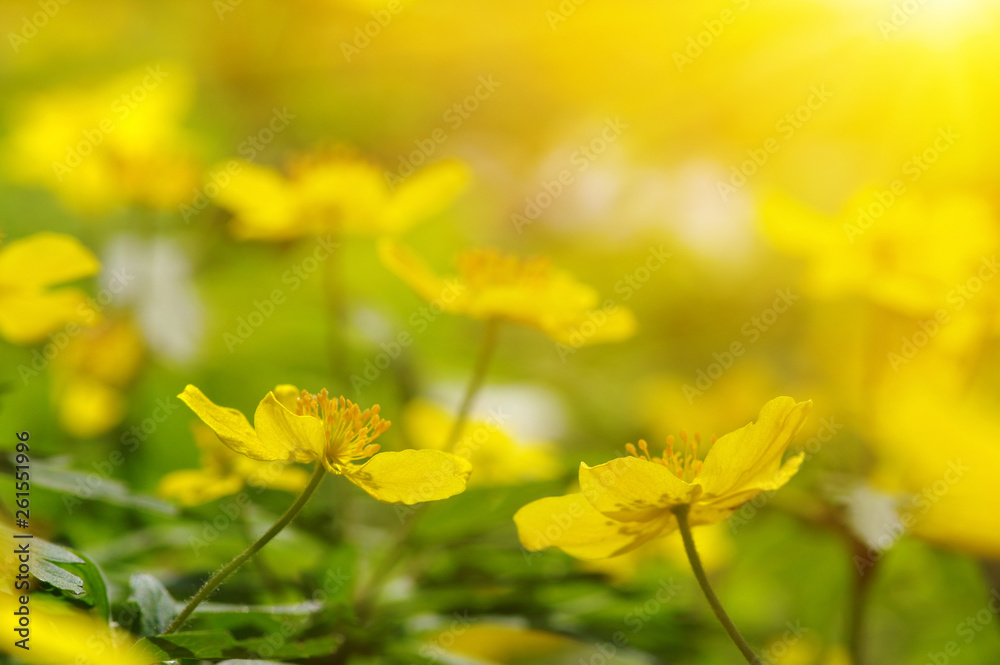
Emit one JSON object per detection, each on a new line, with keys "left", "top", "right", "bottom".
{"left": 128, "top": 571, "right": 335, "bottom": 637}
{"left": 1, "top": 524, "right": 109, "bottom": 617}
{"left": 27, "top": 457, "right": 177, "bottom": 515}
{"left": 68, "top": 549, "right": 111, "bottom": 620}
{"left": 138, "top": 629, "right": 341, "bottom": 660}
{"left": 32, "top": 558, "right": 85, "bottom": 595}
{"left": 129, "top": 573, "right": 179, "bottom": 636}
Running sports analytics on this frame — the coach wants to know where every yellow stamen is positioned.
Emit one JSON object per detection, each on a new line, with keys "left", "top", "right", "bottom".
{"left": 295, "top": 389, "right": 390, "bottom": 472}
{"left": 625, "top": 430, "right": 714, "bottom": 483}
{"left": 457, "top": 248, "right": 552, "bottom": 291}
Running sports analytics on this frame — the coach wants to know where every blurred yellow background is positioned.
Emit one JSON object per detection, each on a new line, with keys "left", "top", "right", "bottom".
{"left": 2, "top": 1, "right": 1000, "bottom": 663}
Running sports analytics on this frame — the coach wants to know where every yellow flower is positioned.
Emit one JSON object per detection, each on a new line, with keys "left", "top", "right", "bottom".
{"left": 379, "top": 242, "right": 637, "bottom": 345}
{"left": 53, "top": 317, "right": 145, "bottom": 438}
{"left": 581, "top": 521, "right": 733, "bottom": 583}
{"left": 0, "top": 232, "right": 100, "bottom": 344}
{"left": 0, "top": 599, "right": 153, "bottom": 665}
{"left": 404, "top": 399, "right": 562, "bottom": 486}
{"left": 767, "top": 637, "right": 851, "bottom": 665}
{"left": 3, "top": 65, "right": 199, "bottom": 212}
{"left": 637, "top": 364, "right": 782, "bottom": 442}
{"left": 515, "top": 396, "right": 811, "bottom": 559}
{"left": 159, "top": 423, "right": 312, "bottom": 506}
{"left": 868, "top": 360, "right": 1000, "bottom": 558}
{"left": 423, "top": 622, "right": 580, "bottom": 664}
{"left": 178, "top": 385, "right": 471, "bottom": 505}
{"left": 760, "top": 189, "right": 998, "bottom": 317}
{"left": 0, "top": 587, "right": 152, "bottom": 665}
{"left": 215, "top": 152, "right": 469, "bottom": 240}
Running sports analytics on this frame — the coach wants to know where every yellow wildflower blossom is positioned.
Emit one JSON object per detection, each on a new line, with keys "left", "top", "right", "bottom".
{"left": 425, "top": 622, "right": 581, "bottom": 664}
{"left": 53, "top": 317, "right": 145, "bottom": 438}
{"left": 760, "top": 189, "right": 998, "bottom": 317}
{"left": 0, "top": 232, "right": 100, "bottom": 344}
{"left": 581, "top": 521, "right": 732, "bottom": 583}
{"left": 159, "top": 423, "right": 312, "bottom": 506}
{"left": 178, "top": 385, "right": 471, "bottom": 505}
{"left": 515, "top": 397, "right": 811, "bottom": 559}
{"left": 869, "top": 362, "right": 1000, "bottom": 558}
{"left": 4, "top": 65, "right": 199, "bottom": 212}
{"left": 0, "top": 593, "right": 153, "bottom": 665}
{"left": 404, "top": 398, "right": 562, "bottom": 486}
{"left": 215, "top": 152, "right": 469, "bottom": 240}
{"left": 379, "top": 242, "right": 636, "bottom": 345}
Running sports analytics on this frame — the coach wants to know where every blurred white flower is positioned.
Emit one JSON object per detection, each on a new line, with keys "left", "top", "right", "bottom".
{"left": 102, "top": 234, "right": 204, "bottom": 364}
{"left": 430, "top": 382, "right": 567, "bottom": 442}
{"left": 837, "top": 483, "right": 904, "bottom": 552}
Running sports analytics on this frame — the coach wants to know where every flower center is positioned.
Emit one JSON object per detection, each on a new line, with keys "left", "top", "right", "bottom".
{"left": 457, "top": 248, "right": 551, "bottom": 291}
{"left": 295, "top": 389, "right": 389, "bottom": 472}
{"left": 625, "top": 431, "right": 714, "bottom": 483}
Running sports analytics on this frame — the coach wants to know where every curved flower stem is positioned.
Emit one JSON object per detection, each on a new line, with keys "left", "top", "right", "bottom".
{"left": 163, "top": 464, "right": 327, "bottom": 634}
{"left": 444, "top": 317, "right": 501, "bottom": 451}
{"left": 673, "top": 505, "right": 762, "bottom": 665}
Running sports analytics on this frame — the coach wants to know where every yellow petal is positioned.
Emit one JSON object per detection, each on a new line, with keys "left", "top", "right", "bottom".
{"left": 293, "top": 155, "right": 386, "bottom": 234}
{"left": 380, "top": 159, "right": 470, "bottom": 233}
{"left": 435, "top": 623, "right": 578, "bottom": 664}
{"left": 759, "top": 192, "right": 843, "bottom": 259}
{"left": 343, "top": 449, "right": 470, "bottom": 504}
{"left": 252, "top": 464, "right": 312, "bottom": 493}
{"left": 697, "top": 453, "right": 805, "bottom": 521}
{"left": 0, "top": 288, "right": 97, "bottom": 344}
{"left": 514, "top": 493, "right": 674, "bottom": 560}
{"left": 158, "top": 469, "right": 245, "bottom": 507}
{"left": 0, "top": 594, "right": 154, "bottom": 665}
{"left": 377, "top": 240, "right": 454, "bottom": 306}
{"left": 586, "top": 306, "right": 638, "bottom": 343}
{"left": 272, "top": 383, "right": 301, "bottom": 411}
{"left": 405, "top": 398, "right": 562, "bottom": 486}
{"left": 0, "top": 232, "right": 100, "bottom": 288}
{"left": 216, "top": 162, "right": 303, "bottom": 240}
{"left": 579, "top": 457, "right": 700, "bottom": 521}
{"left": 581, "top": 521, "right": 733, "bottom": 582}
{"left": 253, "top": 391, "right": 327, "bottom": 463}
{"left": 546, "top": 305, "right": 638, "bottom": 346}
{"left": 178, "top": 385, "right": 277, "bottom": 461}
{"left": 58, "top": 317, "right": 145, "bottom": 387}
{"left": 696, "top": 397, "right": 812, "bottom": 499}
{"left": 402, "top": 398, "right": 453, "bottom": 451}
{"left": 57, "top": 378, "right": 125, "bottom": 438}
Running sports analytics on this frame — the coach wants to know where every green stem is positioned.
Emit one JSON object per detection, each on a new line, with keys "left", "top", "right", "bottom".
{"left": 673, "top": 505, "right": 762, "bottom": 665}
{"left": 163, "top": 464, "right": 327, "bottom": 634}
{"left": 848, "top": 538, "right": 876, "bottom": 665}
{"left": 444, "top": 317, "right": 501, "bottom": 451}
